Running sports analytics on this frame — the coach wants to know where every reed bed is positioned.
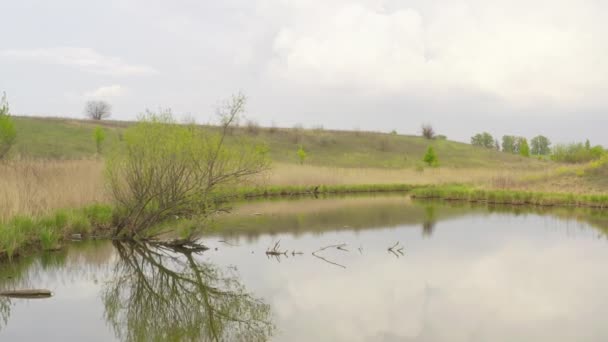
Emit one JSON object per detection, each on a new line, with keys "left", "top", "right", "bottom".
{"left": 0, "top": 159, "right": 107, "bottom": 222}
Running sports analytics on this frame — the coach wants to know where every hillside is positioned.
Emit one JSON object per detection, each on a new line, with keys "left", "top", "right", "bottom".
{"left": 11, "top": 116, "right": 545, "bottom": 169}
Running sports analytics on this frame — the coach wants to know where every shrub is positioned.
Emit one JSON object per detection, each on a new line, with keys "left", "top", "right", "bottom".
{"left": 297, "top": 145, "right": 307, "bottom": 165}
{"left": 0, "top": 92, "right": 16, "bottom": 160}
{"left": 551, "top": 143, "right": 606, "bottom": 163}
{"left": 94, "top": 126, "right": 106, "bottom": 154}
{"left": 423, "top": 146, "right": 439, "bottom": 167}
{"left": 519, "top": 138, "right": 530, "bottom": 157}
{"left": 106, "top": 93, "right": 269, "bottom": 239}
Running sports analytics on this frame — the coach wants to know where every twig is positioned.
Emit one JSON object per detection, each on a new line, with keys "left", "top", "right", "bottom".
{"left": 312, "top": 243, "right": 349, "bottom": 268}
{"left": 218, "top": 240, "right": 239, "bottom": 247}
{"left": 387, "top": 241, "right": 405, "bottom": 257}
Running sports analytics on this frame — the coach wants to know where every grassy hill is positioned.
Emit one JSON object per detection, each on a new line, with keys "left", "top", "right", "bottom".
{"left": 11, "top": 116, "right": 545, "bottom": 169}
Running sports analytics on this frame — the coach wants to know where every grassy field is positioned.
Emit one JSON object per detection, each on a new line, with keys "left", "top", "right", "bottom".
{"left": 11, "top": 116, "right": 546, "bottom": 169}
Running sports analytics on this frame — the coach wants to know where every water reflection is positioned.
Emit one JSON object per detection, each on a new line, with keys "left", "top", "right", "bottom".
{"left": 103, "top": 241, "right": 274, "bottom": 342}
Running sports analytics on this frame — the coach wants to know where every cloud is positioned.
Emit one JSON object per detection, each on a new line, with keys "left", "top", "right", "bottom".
{"left": 0, "top": 47, "right": 157, "bottom": 76}
{"left": 267, "top": 0, "right": 608, "bottom": 109}
{"left": 84, "top": 85, "right": 127, "bottom": 99}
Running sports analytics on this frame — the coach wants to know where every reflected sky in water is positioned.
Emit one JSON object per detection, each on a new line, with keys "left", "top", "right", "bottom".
{"left": 1, "top": 196, "right": 608, "bottom": 341}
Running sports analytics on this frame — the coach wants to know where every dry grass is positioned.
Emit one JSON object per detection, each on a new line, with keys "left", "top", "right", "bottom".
{"left": 258, "top": 163, "right": 553, "bottom": 187}
{"left": 0, "top": 159, "right": 585, "bottom": 223}
{"left": 0, "top": 159, "right": 107, "bottom": 222}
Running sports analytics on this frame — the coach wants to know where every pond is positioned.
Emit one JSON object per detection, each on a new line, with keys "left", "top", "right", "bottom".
{"left": 1, "top": 194, "right": 608, "bottom": 341}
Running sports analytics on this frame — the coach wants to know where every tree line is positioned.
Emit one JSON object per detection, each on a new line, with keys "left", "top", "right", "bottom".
{"left": 470, "top": 131, "right": 605, "bottom": 162}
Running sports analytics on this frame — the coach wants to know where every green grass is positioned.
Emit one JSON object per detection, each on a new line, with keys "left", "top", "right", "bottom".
{"left": 11, "top": 116, "right": 544, "bottom": 169}
{"left": 411, "top": 185, "right": 608, "bottom": 208}
{"left": 0, "top": 204, "right": 116, "bottom": 259}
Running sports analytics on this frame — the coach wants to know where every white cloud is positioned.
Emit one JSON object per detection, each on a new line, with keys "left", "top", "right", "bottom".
{"left": 84, "top": 85, "right": 127, "bottom": 99}
{"left": 0, "top": 47, "right": 157, "bottom": 76}
{"left": 267, "top": 0, "right": 608, "bottom": 109}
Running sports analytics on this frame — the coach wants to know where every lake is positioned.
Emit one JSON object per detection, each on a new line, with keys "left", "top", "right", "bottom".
{"left": 1, "top": 194, "right": 608, "bottom": 341}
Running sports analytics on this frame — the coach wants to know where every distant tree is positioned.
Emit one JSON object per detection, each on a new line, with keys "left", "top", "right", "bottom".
{"left": 519, "top": 138, "right": 530, "bottom": 157}
{"left": 297, "top": 145, "right": 307, "bottom": 165}
{"left": 471, "top": 132, "right": 495, "bottom": 148}
{"left": 85, "top": 100, "right": 112, "bottom": 120}
{"left": 530, "top": 135, "right": 551, "bottom": 155}
{"left": 494, "top": 139, "right": 500, "bottom": 150}
{"left": 421, "top": 124, "right": 435, "bottom": 140}
{"left": 423, "top": 146, "right": 439, "bottom": 167}
{"left": 93, "top": 126, "right": 106, "bottom": 154}
{"left": 501, "top": 135, "right": 516, "bottom": 153}
{"left": 435, "top": 135, "right": 447, "bottom": 140}
{"left": 0, "top": 92, "right": 16, "bottom": 160}
{"left": 585, "top": 139, "right": 591, "bottom": 150}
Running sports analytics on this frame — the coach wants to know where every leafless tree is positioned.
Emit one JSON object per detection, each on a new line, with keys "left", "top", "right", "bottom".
{"left": 421, "top": 124, "right": 435, "bottom": 140}
{"left": 85, "top": 100, "right": 111, "bottom": 120}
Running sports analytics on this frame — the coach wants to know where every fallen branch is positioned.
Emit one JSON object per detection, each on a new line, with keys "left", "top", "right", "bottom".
{"left": 266, "top": 240, "right": 287, "bottom": 256}
{"left": 312, "top": 243, "right": 349, "bottom": 268}
{"left": 0, "top": 289, "right": 53, "bottom": 299}
{"left": 387, "top": 241, "right": 405, "bottom": 257}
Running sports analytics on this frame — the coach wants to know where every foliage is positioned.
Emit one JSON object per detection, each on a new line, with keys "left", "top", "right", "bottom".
{"left": 0, "top": 92, "right": 16, "bottom": 160}
{"left": 519, "top": 138, "right": 530, "bottom": 157}
{"left": 551, "top": 143, "right": 605, "bottom": 163}
{"left": 421, "top": 124, "right": 435, "bottom": 140}
{"left": 93, "top": 126, "right": 106, "bottom": 154}
{"left": 435, "top": 134, "right": 447, "bottom": 140}
{"left": 471, "top": 132, "right": 495, "bottom": 149}
{"left": 106, "top": 94, "right": 270, "bottom": 239}
{"left": 423, "top": 146, "right": 439, "bottom": 167}
{"left": 297, "top": 145, "right": 307, "bottom": 165}
{"left": 530, "top": 135, "right": 551, "bottom": 155}
{"left": 85, "top": 100, "right": 111, "bottom": 120}
{"left": 501, "top": 135, "right": 517, "bottom": 153}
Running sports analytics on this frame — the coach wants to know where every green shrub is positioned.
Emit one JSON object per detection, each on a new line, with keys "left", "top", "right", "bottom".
{"left": 422, "top": 146, "right": 439, "bottom": 167}
{"left": 0, "top": 92, "right": 16, "bottom": 160}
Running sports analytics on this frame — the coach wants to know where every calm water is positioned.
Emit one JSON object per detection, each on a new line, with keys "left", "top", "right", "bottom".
{"left": 1, "top": 195, "right": 608, "bottom": 341}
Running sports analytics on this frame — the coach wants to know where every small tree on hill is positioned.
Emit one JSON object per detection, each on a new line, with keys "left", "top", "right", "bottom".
{"left": 519, "top": 138, "right": 530, "bottom": 157}
{"left": 423, "top": 146, "right": 439, "bottom": 167}
{"left": 94, "top": 126, "right": 106, "bottom": 154}
{"left": 85, "top": 100, "right": 112, "bottom": 120}
{"left": 421, "top": 124, "right": 435, "bottom": 140}
{"left": 297, "top": 145, "right": 307, "bottom": 165}
{"left": 0, "top": 92, "right": 16, "bottom": 160}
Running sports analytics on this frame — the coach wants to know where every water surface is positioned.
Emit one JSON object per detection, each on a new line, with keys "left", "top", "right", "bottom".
{"left": 1, "top": 194, "right": 608, "bottom": 341}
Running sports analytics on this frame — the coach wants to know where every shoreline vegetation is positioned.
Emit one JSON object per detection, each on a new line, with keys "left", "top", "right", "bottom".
{"left": 2, "top": 183, "right": 608, "bottom": 260}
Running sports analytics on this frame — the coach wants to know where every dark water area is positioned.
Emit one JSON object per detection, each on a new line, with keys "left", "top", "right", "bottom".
{"left": 1, "top": 194, "right": 608, "bottom": 341}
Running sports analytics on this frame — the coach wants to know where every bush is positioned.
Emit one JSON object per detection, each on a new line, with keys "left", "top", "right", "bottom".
{"left": 551, "top": 143, "right": 605, "bottom": 163}
{"left": 297, "top": 145, "right": 307, "bottom": 165}
{"left": 94, "top": 126, "right": 106, "bottom": 154}
{"left": 422, "top": 146, "right": 439, "bottom": 167}
{"left": 106, "top": 94, "right": 269, "bottom": 239}
{"left": 0, "top": 92, "right": 16, "bottom": 160}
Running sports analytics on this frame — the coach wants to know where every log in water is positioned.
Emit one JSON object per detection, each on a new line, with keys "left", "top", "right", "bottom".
{"left": 0, "top": 289, "right": 53, "bottom": 299}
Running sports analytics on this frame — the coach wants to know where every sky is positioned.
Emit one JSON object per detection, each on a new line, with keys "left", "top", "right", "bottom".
{"left": 1, "top": 0, "right": 607, "bottom": 144}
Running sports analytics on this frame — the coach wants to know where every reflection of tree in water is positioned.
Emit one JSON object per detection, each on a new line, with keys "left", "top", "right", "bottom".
{"left": 103, "top": 241, "right": 274, "bottom": 342}
{"left": 422, "top": 205, "right": 437, "bottom": 237}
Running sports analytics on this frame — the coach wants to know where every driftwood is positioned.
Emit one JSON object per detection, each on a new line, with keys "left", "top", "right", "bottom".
{"left": 0, "top": 289, "right": 53, "bottom": 299}
{"left": 312, "top": 244, "right": 349, "bottom": 268}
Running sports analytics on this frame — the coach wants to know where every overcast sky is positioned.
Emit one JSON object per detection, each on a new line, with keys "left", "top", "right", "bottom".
{"left": 1, "top": 0, "right": 606, "bottom": 144}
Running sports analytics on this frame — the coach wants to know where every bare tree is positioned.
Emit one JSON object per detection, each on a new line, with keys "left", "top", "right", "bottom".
{"left": 85, "top": 101, "right": 112, "bottom": 120}
{"left": 421, "top": 124, "right": 435, "bottom": 140}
